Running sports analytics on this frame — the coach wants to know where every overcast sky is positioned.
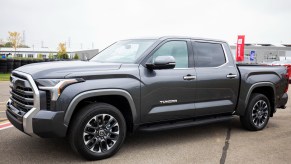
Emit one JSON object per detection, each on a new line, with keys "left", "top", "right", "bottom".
{"left": 1, "top": 0, "right": 291, "bottom": 50}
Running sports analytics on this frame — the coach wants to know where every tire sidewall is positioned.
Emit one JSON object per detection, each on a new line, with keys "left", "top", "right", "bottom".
{"left": 73, "top": 104, "right": 126, "bottom": 160}
{"left": 247, "top": 94, "right": 271, "bottom": 130}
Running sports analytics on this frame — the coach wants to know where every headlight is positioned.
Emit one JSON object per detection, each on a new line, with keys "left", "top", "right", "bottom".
{"left": 36, "top": 78, "right": 84, "bottom": 101}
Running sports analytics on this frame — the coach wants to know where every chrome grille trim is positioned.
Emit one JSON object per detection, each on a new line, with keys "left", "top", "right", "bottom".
{"left": 10, "top": 71, "right": 40, "bottom": 136}
{"left": 10, "top": 91, "right": 34, "bottom": 103}
{"left": 10, "top": 97, "right": 33, "bottom": 110}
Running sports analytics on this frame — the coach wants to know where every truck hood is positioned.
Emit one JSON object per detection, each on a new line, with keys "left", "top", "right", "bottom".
{"left": 15, "top": 61, "right": 122, "bottom": 79}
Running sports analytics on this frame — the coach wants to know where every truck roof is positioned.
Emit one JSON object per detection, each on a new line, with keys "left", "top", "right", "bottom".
{"left": 124, "top": 36, "right": 227, "bottom": 43}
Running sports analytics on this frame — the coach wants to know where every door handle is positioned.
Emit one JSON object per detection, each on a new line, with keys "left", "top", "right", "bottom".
{"left": 183, "top": 75, "right": 196, "bottom": 80}
{"left": 226, "top": 74, "right": 237, "bottom": 78}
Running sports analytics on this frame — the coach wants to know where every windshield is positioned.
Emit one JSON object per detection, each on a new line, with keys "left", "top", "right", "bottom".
{"left": 90, "top": 39, "right": 157, "bottom": 63}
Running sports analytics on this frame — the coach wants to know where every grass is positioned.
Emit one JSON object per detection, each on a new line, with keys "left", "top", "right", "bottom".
{"left": 0, "top": 73, "right": 11, "bottom": 81}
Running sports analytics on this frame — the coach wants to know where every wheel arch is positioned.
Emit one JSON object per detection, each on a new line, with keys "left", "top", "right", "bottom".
{"left": 64, "top": 89, "right": 138, "bottom": 131}
{"left": 244, "top": 82, "right": 276, "bottom": 116}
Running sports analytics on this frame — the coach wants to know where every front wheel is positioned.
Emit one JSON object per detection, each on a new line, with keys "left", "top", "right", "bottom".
{"left": 69, "top": 103, "right": 126, "bottom": 160}
{"left": 240, "top": 93, "right": 271, "bottom": 131}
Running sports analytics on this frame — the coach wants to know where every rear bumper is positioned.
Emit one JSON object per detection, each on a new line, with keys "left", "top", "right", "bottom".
{"left": 6, "top": 99, "right": 67, "bottom": 138}
{"left": 277, "top": 93, "right": 288, "bottom": 109}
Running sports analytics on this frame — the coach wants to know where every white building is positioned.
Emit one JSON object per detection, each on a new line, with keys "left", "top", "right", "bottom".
{"left": 230, "top": 44, "right": 291, "bottom": 64}
{"left": 0, "top": 47, "right": 98, "bottom": 60}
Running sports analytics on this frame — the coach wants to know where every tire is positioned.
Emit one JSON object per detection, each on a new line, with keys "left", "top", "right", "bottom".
{"left": 240, "top": 93, "right": 271, "bottom": 131}
{"left": 69, "top": 103, "right": 126, "bottom": 160}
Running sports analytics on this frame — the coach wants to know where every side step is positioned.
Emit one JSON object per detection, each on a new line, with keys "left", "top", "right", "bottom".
{"left": 139, "top": 115, "right": 233, "bottom": 132}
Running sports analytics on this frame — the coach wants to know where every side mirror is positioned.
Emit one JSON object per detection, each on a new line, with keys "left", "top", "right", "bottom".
{"left": 146, "top": 56, "right": 176, "bottom": 69}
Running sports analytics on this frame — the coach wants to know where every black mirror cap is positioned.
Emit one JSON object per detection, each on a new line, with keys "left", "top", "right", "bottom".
{"left": 146, "top": 56, "right": 176, "bottom": 70}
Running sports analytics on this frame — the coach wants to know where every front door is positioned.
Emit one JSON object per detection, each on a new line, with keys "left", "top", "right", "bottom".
{"left": 140, "top": 39, "right": 197, "bottom": 123}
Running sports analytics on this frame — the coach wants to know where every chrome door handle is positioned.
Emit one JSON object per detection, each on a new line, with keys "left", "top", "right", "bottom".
{"left": 226, "top": 74, "right": 237, "bottom": 78}
{"left": 183, "top": 75, "right": 196, "bottom": 80}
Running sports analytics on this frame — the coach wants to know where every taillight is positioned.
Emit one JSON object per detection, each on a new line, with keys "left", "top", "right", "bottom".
{"left": 285, "top": 73, "right": 289, "bottom": 93}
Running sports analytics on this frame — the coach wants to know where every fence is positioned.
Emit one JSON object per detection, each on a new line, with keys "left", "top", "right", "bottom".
{"left": 0, "top": 59, "right": 76, "bottom": 73}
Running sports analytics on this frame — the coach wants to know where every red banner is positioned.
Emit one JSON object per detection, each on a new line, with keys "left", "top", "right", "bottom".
{"left": 236, "top": 35, "right": 245, "bottom": 62}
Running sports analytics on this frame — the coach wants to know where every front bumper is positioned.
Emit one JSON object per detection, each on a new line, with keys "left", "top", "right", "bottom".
{"left": 6, "top": 99, "right": 67, "bottom": 138}
{"left": 7, "top": 71, "right": 67, "bottom": 138}
{"left": 277, "top": 93, "right": 288, "bottom": 109}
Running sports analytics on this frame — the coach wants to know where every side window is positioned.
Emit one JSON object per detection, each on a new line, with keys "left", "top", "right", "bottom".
{"left": 194, "top": 42, "right": 226, "bottom": 67}
{"left": 151, "top": 41, "right": 189, "bottom": 68}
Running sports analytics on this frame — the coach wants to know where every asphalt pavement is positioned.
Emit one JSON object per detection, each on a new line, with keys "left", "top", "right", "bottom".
{"left": 0, "top": 81, "right": 291, "bottom": 164}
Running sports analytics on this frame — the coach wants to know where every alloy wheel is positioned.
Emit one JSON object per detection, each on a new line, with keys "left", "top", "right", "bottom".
{"left": 83, "top": 114, "right": 120, "bottom": 153}
{"left": 252, "top": 100, "right": 269, "bottom": 127}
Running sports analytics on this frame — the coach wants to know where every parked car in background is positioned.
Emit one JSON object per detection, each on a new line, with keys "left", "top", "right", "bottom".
{"left": 269, "top": 60, "right": 291, "bottom": 82}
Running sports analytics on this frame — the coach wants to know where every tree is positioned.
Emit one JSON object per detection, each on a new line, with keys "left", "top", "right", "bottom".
{"left": 37, "top": 53, "right": 43, "bottom": 59}
{"left": 73, "top": 53, "right": 79, "bottom": 60}
{"left": 4, "top": 42, "right": 13, "bottom": 47}
{"left": 18, "top": 44, "right": 30, "bottom": 48}
{"left": 57, "top": 42, "right": 69, "bottom": 59}
{"left": 8, "top": 32, "right": 22, "bottom": 57}
{"left": 48, "top": 53, "right": 54, "bottom": 59}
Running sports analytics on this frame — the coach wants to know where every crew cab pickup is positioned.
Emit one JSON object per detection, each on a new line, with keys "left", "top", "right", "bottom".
{"left": 6, "top": 36, "right": 288, "bottom": 160}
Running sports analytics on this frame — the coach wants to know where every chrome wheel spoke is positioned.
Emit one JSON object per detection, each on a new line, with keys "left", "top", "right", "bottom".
{"left": 85, "top": 124, "right": 97, "bottom": 130}
{"left": 107, "top": 135, "right": 118, "bottom": 141}
{"left": 84, "top": 131, "right": 95, "bottom": 136}
{"left": 100, "top": 140, "right": 108, "bottom": 152}
{"left": 87, "top": 138, "right": 98, "bottom": 149}
{"left": 109, "top": 130, "right": 119, "bottom": 135}
{"left": 258, "top": 117, "right": 262, "bottom": 126}
{"left": 102, "top": 114, "right": 106, "bottom": 126}
{"left": 105, "top": 117, "right": 115, "bottom": 127}
{"left": 85, "top": 137, "right": 95, "bottom": 145}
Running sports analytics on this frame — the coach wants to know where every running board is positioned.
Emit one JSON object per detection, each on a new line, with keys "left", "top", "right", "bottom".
{"left": 139, "top": 115, "right": 233, "bottom": 132}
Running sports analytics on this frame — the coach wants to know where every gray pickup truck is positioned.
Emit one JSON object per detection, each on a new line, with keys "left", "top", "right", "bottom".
{"left": 6, "top": 36, "right": 288, "bottom": 160}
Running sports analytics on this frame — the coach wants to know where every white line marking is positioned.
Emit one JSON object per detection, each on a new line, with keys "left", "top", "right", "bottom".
{"left": 0, "top": 122, "right": 11, "bottom": 126}
{"left": 0, "top": 125, "right": 13, "bottom": 130}
{"left": 0, "top": 122, "right": 12, "bottom": 131}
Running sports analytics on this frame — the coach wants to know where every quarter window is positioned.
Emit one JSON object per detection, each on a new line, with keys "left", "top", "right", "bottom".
{"left": 151, "top": 41, "right": 189, "bottom": 68}
{"left": 194, "top": 42, "right": 226, "bottom": 67}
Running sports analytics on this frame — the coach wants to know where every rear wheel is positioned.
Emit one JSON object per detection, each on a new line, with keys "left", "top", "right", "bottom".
{"left": 69, "top": 103, "right": 126, "bottom": 160}
{"left": 240, "top": 93, "right": 271, "bottom": 131}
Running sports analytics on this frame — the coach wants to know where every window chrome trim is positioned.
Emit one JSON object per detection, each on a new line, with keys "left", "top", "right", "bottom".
{"left": 192, "top": 40, "right": 229, "bottom": 69}
{"left": 173, "top": 67, "right": 195, "bottom": 70}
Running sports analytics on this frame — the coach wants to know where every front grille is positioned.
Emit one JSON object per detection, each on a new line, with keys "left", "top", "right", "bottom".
{"left": 9, "top": 73, "right": 34, "bottom": 115}
{"left": 46, "top": 91, "right": 51, "bottom": 110}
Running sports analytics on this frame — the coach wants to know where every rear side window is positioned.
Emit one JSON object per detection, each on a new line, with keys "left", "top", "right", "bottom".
{"left": 194, "top": 42, "right": 226, "bottom": 67}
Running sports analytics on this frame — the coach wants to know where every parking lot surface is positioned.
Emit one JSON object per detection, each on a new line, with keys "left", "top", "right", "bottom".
{"left": 0, "top": 81, "right": 291, "bottom": 164}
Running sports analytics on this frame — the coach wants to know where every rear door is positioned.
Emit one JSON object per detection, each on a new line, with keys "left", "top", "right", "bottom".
{"left": 192, "top": 41, "right": 240, "bottom": 116}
